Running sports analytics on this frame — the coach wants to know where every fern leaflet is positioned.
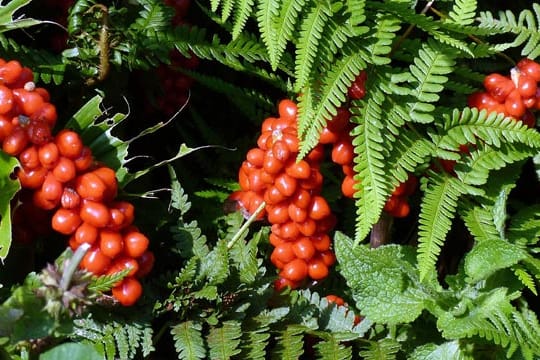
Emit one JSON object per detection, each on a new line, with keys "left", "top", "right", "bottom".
{"left": 408, "top": 40, "right": 455, "bottom": 123}
{"left": 350, "top": 86, "right": 392, "bottom": 244}
{"left": 298, "top": 51, "right": 367, "bottom": 158}
{"left": 417, "top": 173, "right": 469, "bottom": 281}
{"left": 294, "top": 0, "right": 332, "bottom": 91}
{"left": 171, "top": 321, "right": 206, "bottom": 360}
{"left": 207, "top": 321, "right": 242, "bottom": 359}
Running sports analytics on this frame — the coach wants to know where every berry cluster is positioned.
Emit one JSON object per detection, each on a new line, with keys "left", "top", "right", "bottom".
{"left": 230, "top": 99, "right": 337, "bottom": 290}
{"left": 468, "top": 58, "right": 539, "bottom": 128}
{"left": 437, "top": 58, "right": 540, "bottom": 174}
{"left": 0, "top": 59, "right": 153, "bottom": 306}
{"left": 383, "top": 174, "right": 418, "bottom": 218}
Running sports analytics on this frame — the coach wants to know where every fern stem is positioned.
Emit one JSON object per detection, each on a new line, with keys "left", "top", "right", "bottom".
{"left": 428, "top": 7, "right": 515, "bottom": 66}
{"left": 227, "top": 201, "right": 266, "bottom": 249}
{"left": 370, "top": 212, "right": 393, "bottom": 248}
{"left": 60, "top": 243, "right": 91, "bottom": 291}
{"left": 390, "top": 0, "right": 436, "bottom": 56}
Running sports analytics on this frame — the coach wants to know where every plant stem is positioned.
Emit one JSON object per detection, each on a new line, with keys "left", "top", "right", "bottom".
{"left": 60, "top": 243, "right": 91, "bottom": 291}
{"left": 390, "top": 0, "right": 436, "bottom": 56}
{"left": 227, "top": 201, "right": 266, "bottom": 249}
{"left": 429, "top": 6, "right": 516, "bottom": 66}
{"left": 370, "top": 211, "right": 393, "bottom": 248}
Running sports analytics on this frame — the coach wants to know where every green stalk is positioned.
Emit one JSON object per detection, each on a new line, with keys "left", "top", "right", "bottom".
{"left": 227, "top": 201, "right": 266, "bottom": 249}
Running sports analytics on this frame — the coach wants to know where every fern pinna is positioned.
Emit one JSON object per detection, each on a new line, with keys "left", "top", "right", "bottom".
{"left": 196, "top": 0, "right": 540, "bottom": 358}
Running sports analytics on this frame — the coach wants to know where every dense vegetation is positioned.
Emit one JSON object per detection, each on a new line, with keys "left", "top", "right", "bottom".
{"left": 0, "top": 0, "right": 539, "bottom": 359}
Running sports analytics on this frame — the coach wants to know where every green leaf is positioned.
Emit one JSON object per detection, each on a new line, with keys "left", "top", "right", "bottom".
{"left": 334, "top": 232, "right": 429, "bottom": 324}
{"left": 171, "top": 321, "right": 206, "bottom": 360}
{"left": 465, "top": 239, "right": 528, "bottom": 283}
{"left": 207, "top": 321, "right": 242, "bottom": 360}
{"left": 39, "top": 342, "right": 103, "bottom": 360}
{"left": 417, "top": 173, "right": 468, "bottom": 281}
{"left": 294, "top": 1, "right": 331, "bottom": 91}
{"left": 0, "top": 0, "right": 42, "bottom": 32}
{"left": 0, "top": 151, "right": 20, "bottom": 261}
{"left": 409, "top": 341, "right": 465, "bottom": 360}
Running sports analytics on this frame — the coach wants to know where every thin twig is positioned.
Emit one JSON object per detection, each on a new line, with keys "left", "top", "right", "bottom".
{"left": 227, "top": 201, "right": 266, "bottom": 249}
{"left": 390, "top": 0, "right": 436, "bottom": 56}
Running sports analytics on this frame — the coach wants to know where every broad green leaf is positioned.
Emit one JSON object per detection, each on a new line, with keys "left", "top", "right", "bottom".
{"left": 39, "top": 342, "right": 103, "bottom": 360}
{"left": 0, "top": 152, "right": 20, "bottom": 261}
{"left": 334, "top": 232, "right": 429, "bottom": 324}
{"left": 464, "top": 239, "right": 527, "bottom": 283}
{"left": 409, "top": 341, "right": 466, "bottom": 360}
{"left": 0, "top": 0, "right": 42, "bottom": 32}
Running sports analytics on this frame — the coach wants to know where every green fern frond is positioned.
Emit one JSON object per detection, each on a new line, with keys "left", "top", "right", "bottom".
{"left": 220, "top": 0, "right": 235, "bottom": 23}
{"left": 133, "top": 0, "right": 173, "bottom": 31}
{"left": 358, "top": 338, "right": 401, "bottom": 360}
{"left": 370, "top": 1, "right": 471, "bottom": 56}
{"left": 211, "top": 0, "right": 221, "bottom": 12}
{"left": 507, "top": 204, "right": 540, "bottom": 245}
{"left": 315, "top": 19, "right": 357, "bottom": 71}
{"left": 446, "top": 0, "right": 477, "bottom": 26}
{"left": 298, "top": 51, "right": 367, "bottom": 158}
{"left": 239, "top": 326, "right": 270, "bottom": 360}
{"left": 455, "top": 143, "right": 536, "bottom": 186}
{"left": 173, "top": 24, "right": 268, "bottom": 69}
{"left": 199, "top": 240, "right": 229, "bottom": 284}
{"left": 171, "top": 321, "right": 206, "bottom": 360}
{"left": 387, "top": 130, "right": 435, "bottom": 185}
{"left": 417, "top": 172, "right": 469, "bottom": 281}
{"left": 513, "top": 265, "right": 537, "bottom": 295}
{"left": 350, "top": 88, "right": 392, "bottom": 244}
{"left": 478, "top": 4, "right": 540, "bottom": 58}
{"left": 270, "top": 0, "right": 306, "bottom": 70}
{"left": 170, "top": 166, "right": 192, "bottom": 216}
{"left": 344, "top": 0, "right": 367, "bottom": 28}
{"left": 408, "top": 40, "right": 456, "bottom": 123}
{"left": 437, "top": 108, "right": 540, "bottom": 150}
{"left": 73, "top": 318, "right": 154, "bottom": 360}
{"left": 438, "top": 288, "right": 540, "bottom": 359}
{"left": 314, "top": 335, "right": 353, "bottom": 360}
{"left": 231, "top": 0, "right": 255, "bottom": 38}
{"left": 207, "top": 321, "right": 242, "bottom": 359}
{"left": 272, "top": 325, "right": 306, "bottom": 360}
{"left": 362, "top": 13, "right": 401, "bottom": 65}
{"left": 294, "top": 0, "right": 332, "bottom": 91}
{"left": 256, "top": 0, "right": 280, "bottom": 67}
{"left": 460, "top": 204, "right": 501, "bottom": 242}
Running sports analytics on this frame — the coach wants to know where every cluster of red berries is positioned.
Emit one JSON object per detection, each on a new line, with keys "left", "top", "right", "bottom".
{"left": 468, "top": 58, "right": 540, "bottom": 129}
{"left": 154, "top": 0, "right": 200, "bottom": 116}
{"left": 230, "top": 99, "right": 337, "bottom": 290}
{"left": 0, "top": 58, "right": 153, "bottom": 306}
{"left": 382, "top": 174, "right": 418, "bottom": 218}
{"left": 437, "top": 58, "right": 540, "bottom": 174}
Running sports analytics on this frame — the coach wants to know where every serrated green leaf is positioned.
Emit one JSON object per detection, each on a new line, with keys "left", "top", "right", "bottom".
{"left": 334, "top": 233, "right": 429, "bottom": 324}
{"left": 465, "top": 239, "right": 528, "bottom": 283}
{"left": 171, "top": 321, "right": 206, "bottom": 360}
{"left": 207, "top": 321, "right": 242, "bottom": 360}
{"left": 409, "top": 341, "right": 465, "bottom": 360}
{"left": 0, "top": 152, "right": 20, "bottom": 261}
